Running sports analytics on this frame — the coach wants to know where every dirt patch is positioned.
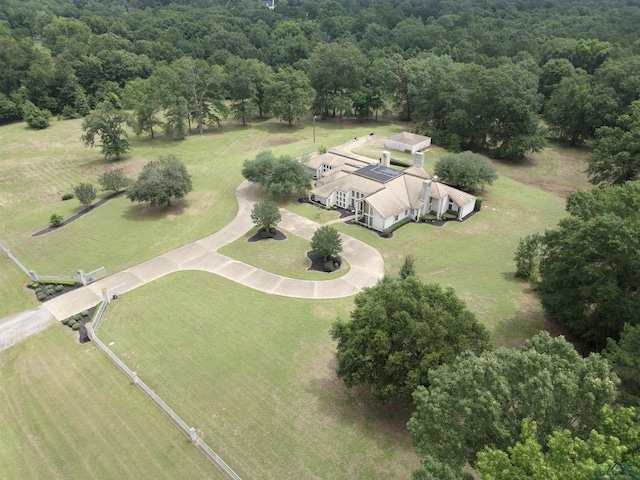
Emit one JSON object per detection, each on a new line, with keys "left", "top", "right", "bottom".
{"left": 263, "top": 137, "right": 298, "bottom": 147}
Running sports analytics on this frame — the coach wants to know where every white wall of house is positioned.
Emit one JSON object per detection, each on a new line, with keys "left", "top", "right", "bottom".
{"left": 458, "top": 202, "right": 475, "bottom": 219}
{"left": 384, "top": 139, "right": 432, "bottom": 154}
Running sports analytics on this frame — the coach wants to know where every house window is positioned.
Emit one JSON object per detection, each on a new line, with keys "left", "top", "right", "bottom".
{"left": 336, "top": 191, "right": 347, "bottom": 208}
{"left": 394, "top": 214, "right": 399, "bottom": 221}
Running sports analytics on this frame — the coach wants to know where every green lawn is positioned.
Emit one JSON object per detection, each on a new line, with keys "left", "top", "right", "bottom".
{"left": 98, "top": 272, "right": 419, "bottom": 480}
{"left": 218, "top": 226, "right": 350, "bottom": 280}
{"left": 283, "top": 201, "right": 341, "bottom": 224}
{"left": 0, "top": 324, "right": 225, "bottom": 479}
{"left": 0, "top": 116, "right": 405, "bottom": 314}
{"left": 0, "top": 115, "right": 593, "bottom": 478}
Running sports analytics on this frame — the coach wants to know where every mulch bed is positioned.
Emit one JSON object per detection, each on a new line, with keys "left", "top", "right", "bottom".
{"left": 32, "top": 190, "right": 126, "bottom": 237}
{"left": 28, "top": 282, "right": 82, "bottom": 302}
{"left": 247, "top": 228, "right": 287, "bottom": 242}
{"left": 59, "top": 305, "right": 98, "bottom": 344}
{"left": 306, "top": 251, "right": 342, "bottom": 272}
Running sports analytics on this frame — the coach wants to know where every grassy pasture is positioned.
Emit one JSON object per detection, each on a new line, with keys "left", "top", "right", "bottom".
{"left": 98, "top": 272, "right": 419, "bottom": 479}
{"left": 0, "top": 116, "right": 405, "bottom": 316}
{"left": 0, "top": 115, "right": 594, "bottom": 478}
{"left": 0, "top": 324, "right": 226, "bottom": 479}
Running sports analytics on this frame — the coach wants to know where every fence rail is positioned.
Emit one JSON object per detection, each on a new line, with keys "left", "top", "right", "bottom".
{"left": 88, "top": 297, "right": 243, "bottom": 480}
{"left": 0, "top": 241, "right": 32, "bottom": 278}
{"left": 86, "top": 266, "right": 107, "bottom": 283}
{"left": 37, "top": 275, "right": 78, "bottom": 283}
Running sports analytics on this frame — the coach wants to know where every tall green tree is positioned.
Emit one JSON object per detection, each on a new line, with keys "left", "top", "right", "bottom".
{"left": 587, "top": 101, "right": 640, "bottom": 185}
{"left": 267, "top": 67, "right": 314, "bottom": 126}
{"left": 123, "top": 77, "right": 162, "bottom": 139}
{"left": 98, "top": 168, "right": 130, "bottom": 193}
{"left": 311, "top": 225, "right": 343, "bottom": 262}
{"left": 408, "top": 332, "right": 619, "bottom": 472}
{"left": 127, "top": 154, "right": 192, "bottom": 207}
{"left": 537, "top": 182, "right": 640, "bottom": 348}
{"left": 225, "top": 56, "right": 258, "bottom": 126}
{"left": 433, "top": 151, "right": 498, "bottom": 193}
{"left": 81, "top": 101, "right": 132, "bottom": 160}
{"left": 308, "top": 41, "right": 366, "bottom": 118}
{"left": 331, "top": 276, "right": 491, "bottom": 404}
{"left": 173, "top": 57, "right": 227, "bottom": 134}
{"left": 242, "top": 151, "right": 310, "bottom": 197}
{"left": 604, "top": 323, "right": 640, "bottom": 407}
{"left": 250, "top": 200, "right": 281, "bottom": 235}
{"left": 73, "top": 182, "right": 97, "bottom": 210}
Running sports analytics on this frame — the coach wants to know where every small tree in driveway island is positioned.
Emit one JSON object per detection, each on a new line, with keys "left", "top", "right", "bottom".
{"left": 251, "top": 200, "right": 281, "bottom": 238}
{"left": 311, "top": 225, "right": 343, "bottom": 271}
{"left": 127, "top": 154, "right": 192, "bottom": 206}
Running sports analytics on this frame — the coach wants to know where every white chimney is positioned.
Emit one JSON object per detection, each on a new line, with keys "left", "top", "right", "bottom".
{"left": 414, "top": 152, "right": 424, "bottom": 168}
{"left": 421, "top": 179, "right": 432, "bottom": 202}
{"left": 381, "top": 151, "right": 391, "bottom": 167}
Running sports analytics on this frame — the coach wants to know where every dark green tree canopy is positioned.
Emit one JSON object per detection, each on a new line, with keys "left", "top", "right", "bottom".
{"left": 267, "top": 66, "right": 314, "bottom": 126}
{"left": 250, "top": 200, "right": 281, "bottom": 234}
{"left": 536, "top": 182, "right": 640, "bottom": 348}
{"left": 127, "top": 154, "right": 192, "bottom": 207}
{"left": 242, "top": 151, "right": 311, "bottom": 198}
{"left": 408, "top": 332, "right": 619, "bottom": 471}
{"left": 433, "top": 151, "right": 498, "bottom": 193}
{"left": 331, "top": 276, "right": 491, "bottom": 404}
{"left": 311, "top": 225, "right": 342, "bottom": 261}
{"left": 587, "top": 100, "right": 640, "bottom": 186}
{"left": 604, "top": 323, "right": 640, "bottom": 407}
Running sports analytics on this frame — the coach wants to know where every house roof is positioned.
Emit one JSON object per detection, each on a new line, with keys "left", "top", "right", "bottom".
{"left": 305, "top": 151, "right": 373, "bottom": 174}
{"left": 430, "top": 182, "right": 476, "bottom": 207}
{"left": 385, "top": 131, "right": 431, "bottom": 146}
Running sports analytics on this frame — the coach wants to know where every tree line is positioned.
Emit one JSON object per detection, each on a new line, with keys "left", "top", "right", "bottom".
{"left": 3, "top": 0, "right": 640, "bottom": 158}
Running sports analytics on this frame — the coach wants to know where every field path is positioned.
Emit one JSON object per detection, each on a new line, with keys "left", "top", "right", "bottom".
{"left": 39, "top": 180, "right": 384, "bottom": 321}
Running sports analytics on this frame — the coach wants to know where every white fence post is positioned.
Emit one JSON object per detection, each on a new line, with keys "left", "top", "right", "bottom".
{"left": 102, "top": 288, "right": 110, "bottom": 304}
{"left": 77, "top": 270, "right": 87, "bottom": 286}
{"left": 189, "top": 427, "right": 199, "bottom": 443}
{"left": 29, "top": 270, "right": 38, "bottom": 282}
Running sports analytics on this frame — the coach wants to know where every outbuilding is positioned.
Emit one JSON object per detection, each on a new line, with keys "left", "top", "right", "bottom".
{"left": 384, "top": 132, "right": 432, "bottom": 154}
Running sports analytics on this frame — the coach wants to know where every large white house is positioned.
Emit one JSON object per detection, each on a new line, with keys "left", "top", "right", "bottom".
{"left": 307, "top": 147, "right": 476, "bottom": 232}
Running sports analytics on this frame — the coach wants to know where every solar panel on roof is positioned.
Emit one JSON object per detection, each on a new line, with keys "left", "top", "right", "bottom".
{"left": 353, "top": 164, "right": 402, "bottom": 183}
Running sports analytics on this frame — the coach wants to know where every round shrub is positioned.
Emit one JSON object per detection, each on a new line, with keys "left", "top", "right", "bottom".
{"left": 61, "top": 318, "right": 71, "bottom": 325}
{"left": 49, "top": 213, "right": 64, "bottom": 228}
{"left": 71, "top": 322, "right": 81, "bottom": 331}
{"left": 61, "top": 193, "right": 74, "bottom": 201}
{"left": 474, "top": 197, "right": 483, "bottom": 211}
{"left": 81, "top": 310, "right": 89, "bottom": 317}
{"left": 55, "top": 285, "right": 64, "bottom": 292}
{"left": 36, "top": 293, "right": 46, "bottom": 301}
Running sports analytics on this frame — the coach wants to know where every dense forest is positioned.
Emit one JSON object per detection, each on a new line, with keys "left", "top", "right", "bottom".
{"left": 2, "top": 0, "right": 640, "bottom": 157}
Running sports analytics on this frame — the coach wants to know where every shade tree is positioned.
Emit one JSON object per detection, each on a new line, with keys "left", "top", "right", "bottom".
{"left": 80, "top": 101, "right": 132, "bottom": 160}
{"left": 311, "top": 225, "right": 342, "bottom": 262}
{"left": 433, "top": 151, "right": 498, "bottom": 193}
{"left": 242, "top": 151, "right": 311, "bottom": 198}
{"left": 331, "top": 276, "right": 491, "bottom": 404}
{"left": 127, "top": 154, "right": 192, "bottom": 207}
{"left": 98, "top": 168, "right": 130, "bottom": 193}
{"left": 408, "top": 332, "right": 619, "bottom": 474}
{"left": 266, "top": 67, "right": 314, "bottom": 126}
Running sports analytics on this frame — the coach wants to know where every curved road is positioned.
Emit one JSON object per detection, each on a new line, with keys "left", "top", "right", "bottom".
{"left": 38, "top": 181, "right": 384, "bottom": 321}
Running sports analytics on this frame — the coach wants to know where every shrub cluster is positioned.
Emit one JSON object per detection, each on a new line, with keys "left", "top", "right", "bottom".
{"left": 381, "top": 217, "right": 412, "bottom": 237}
{"left": 61, "top": 193, "right": 74, "bottom": 201}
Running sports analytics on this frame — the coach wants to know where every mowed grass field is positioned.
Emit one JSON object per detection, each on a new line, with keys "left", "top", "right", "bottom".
{"left": 0, "top": 114, "right": 593, "bottom": 478}
{"left": 0, "top": 324, "right": 227, "bottom": 479}
{"left": 0, "top": 116, "right": 405, "bottom": 317}
{"left": 98, "top": 272, "right": 418, "bottom": 479}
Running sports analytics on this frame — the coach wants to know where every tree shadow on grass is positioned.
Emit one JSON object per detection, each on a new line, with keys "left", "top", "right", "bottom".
{"left": 308, "top": 365, "right": 416, "bottom": 444}
{"left": 121, "top": 198, "right": 188, "bottom": 222}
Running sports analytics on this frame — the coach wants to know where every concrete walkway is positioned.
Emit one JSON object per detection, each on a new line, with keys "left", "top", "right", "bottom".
{"left": 41, "top": 181, "right": 385, "bottom": 321}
